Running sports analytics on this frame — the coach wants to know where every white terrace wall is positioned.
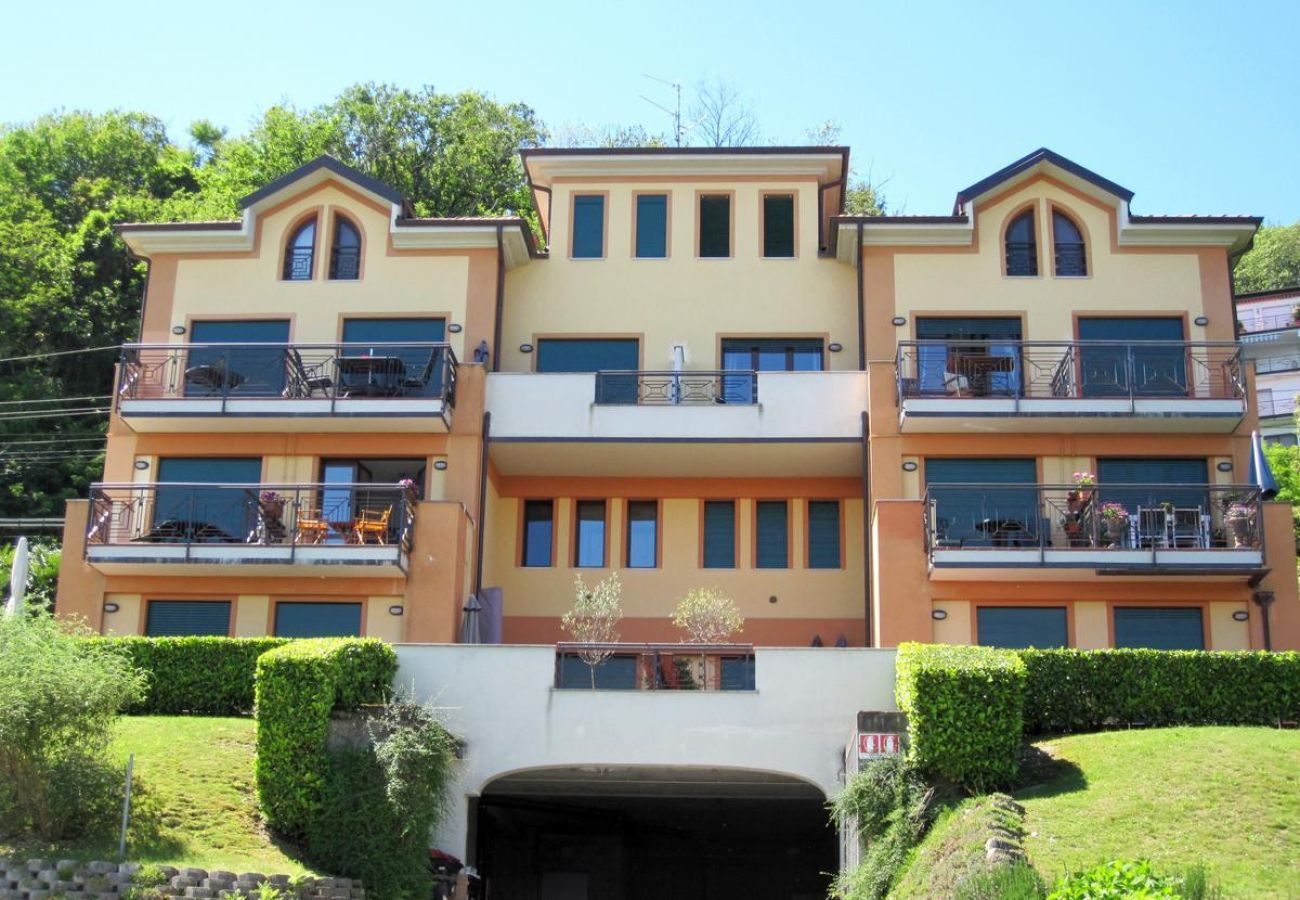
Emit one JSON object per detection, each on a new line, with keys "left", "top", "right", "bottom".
{"left": 394, "top": 644, "right": 899, "bottom": 859}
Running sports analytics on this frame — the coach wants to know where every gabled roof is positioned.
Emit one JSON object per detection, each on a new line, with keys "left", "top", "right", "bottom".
{"left": 953, "top": 147, "right": 1133, "bottom": 213}
{"left": 238, "top": 155, "right": 405, "bottom": 210}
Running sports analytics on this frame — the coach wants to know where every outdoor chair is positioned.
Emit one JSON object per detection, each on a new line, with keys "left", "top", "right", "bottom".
{"left": 283, "top": 348, "right": 333, "bottom": 398}
{"left": 1171, "top": 507, "right": 1207, "bottom": 548}
{"left": 1135, "top": 507, "right": 1168, "bottom": 548}
{"left": 294, "top": 507, "right": 331, "bottom": 544}
{"left": 402, "top": 350, "right": 439, "bottom": 396}
{"left": 352, "top": 506, "right": 393, "bottom": 544}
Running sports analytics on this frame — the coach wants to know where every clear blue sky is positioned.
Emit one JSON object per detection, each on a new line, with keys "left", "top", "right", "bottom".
{"left": 5, "top": 0, "right": 1298, "bottom": 222}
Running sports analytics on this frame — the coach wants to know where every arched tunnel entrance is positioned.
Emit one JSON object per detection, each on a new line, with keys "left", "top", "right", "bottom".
{"left": 473, "top": 765, "right": 838, "bottom": 900}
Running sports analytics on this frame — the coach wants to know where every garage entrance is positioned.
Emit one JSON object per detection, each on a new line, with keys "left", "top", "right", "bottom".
{"left": 474, "top": 766, "right": 837, "bottom": 900}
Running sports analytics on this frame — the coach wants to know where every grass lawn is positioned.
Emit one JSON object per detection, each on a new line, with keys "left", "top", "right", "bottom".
{"left": 1, "top": 716, "right": 317, "bottom": 875}
{"left": 1016, "top": 727, "right": 1300, "bottom": 898}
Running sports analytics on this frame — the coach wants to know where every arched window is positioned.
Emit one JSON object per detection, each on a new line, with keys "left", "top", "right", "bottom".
{"left": 1004, "top": 209, "right": 1038, "bottom": 276}
{"left": 1053, "top": 210, "right": 1087, "bottom": 276}
{"left": 329, "top": 215, "right": 361, "bottom": 280}
{"left": 282, "top": 217, "right": 317, "bottom": 281}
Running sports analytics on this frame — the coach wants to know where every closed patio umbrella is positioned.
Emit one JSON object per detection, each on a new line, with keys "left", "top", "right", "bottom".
{"left": 4, "top": 536, "right": 29, "bottom": 617}
{"left": 1248, "top": 431, "right": 1280, "bottom": 500}
{"left": 459, "top": 593, "right": 483, "bottom": 644}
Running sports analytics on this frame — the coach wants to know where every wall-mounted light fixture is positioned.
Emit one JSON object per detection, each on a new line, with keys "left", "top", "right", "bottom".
{"left": 388, "top": 605, "right": 405, "bottom": 616}
{"left": 1216, "top": 461, "right": 1234, "bottom": 472}
{"left": 1232, "top": 610, "right": 1250, "bottom": 622}
{"left": 448, "top": 323, "right": 463, "bottom": 334}
{"left": 931, "top": 609, "right": 948, "bottom": 620}
{"left": 892, "top": 316, "right": 907, "bottom": 327}
{"left": 902, "top": 461, "right": 918, "bottom": 472}
{"left": 433, "top": 460, "right": 448, "bottom": 471}
{"left": 134, "top": 460, "right": 150, "bottom": 471}
{"left": 768, "top": 595, "right": 778, "bottom": 604}
{"left": 1194, "top": 316, "right": 1209, "bottom": 327}
{"left": 172, "top": 325, "right": 186, "bottom": 335}
{"left": 828, "top": 342, "right": 843, "bottom": 353}
{"left": 103, "top": 602, "right": 120, "bottom": 614}
{"left": 519, "top": 343, "right": 534, "bottom": 354}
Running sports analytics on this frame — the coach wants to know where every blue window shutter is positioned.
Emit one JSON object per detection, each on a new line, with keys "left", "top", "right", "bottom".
{"left": 636, "top": 194, "right": 667, "bottom": 258}
{"left": 755, "top": 501, "right": 789, "bottom": 569}
{"left": 703, "top": 501, "right": 736, "bottom": 568}
{"left": 1114, "top": 607, "right": 1204, "bottom": 650}
{"left": 572, "top": 195, "right": 605, "bottom": 258}
{"left": 273, "top": 602, "right": 362, "bottom": 638}
{"left": 976, "top": 607, "right": 1068, "bottom": 648}
{"left": 807, "top": 500, "right": 841, "bottom": 568}
{"left": 699, "top": 195, "right": 730, "bottom": 257}
{"left": 763, "top": 195, "right": 795, "bottom": 257}
{"left": 145, "top": 600, "right": 231, "bottom": 636}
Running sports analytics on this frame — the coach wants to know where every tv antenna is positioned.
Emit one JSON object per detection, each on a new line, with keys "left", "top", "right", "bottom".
{"left": 640, "top": 74, "right": 685, "bottom": 146}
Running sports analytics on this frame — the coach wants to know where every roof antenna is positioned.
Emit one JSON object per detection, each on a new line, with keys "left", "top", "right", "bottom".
{"left": 640, "top": 74, "right": 685, "bottom": 147}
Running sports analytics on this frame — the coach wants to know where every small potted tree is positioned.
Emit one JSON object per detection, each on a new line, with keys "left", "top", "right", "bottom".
{"left": 671, "top": 588, "right": 745, "bottom": 690}
{"left": 1224, "top": 502, "right": 1254, "bottom": 548}
{"left": 562, "top": 572, "right": 624, "bottom": 689}
{"left": 1100, "top": 502, "right": 1129, "bottom": 546}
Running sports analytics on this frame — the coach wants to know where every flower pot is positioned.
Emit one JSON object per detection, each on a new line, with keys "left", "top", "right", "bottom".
{"left": 1226, "top": 515, "right": 1251, "bottom": 548}
{"left": 1104, "top": 518, "right": 1128, "bottom": 545}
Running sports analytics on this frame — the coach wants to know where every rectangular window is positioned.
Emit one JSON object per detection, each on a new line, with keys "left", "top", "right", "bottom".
{"left": 702, "top": 500, "right": 736, "bottom": 569}
{"left": 755, "top": 500, "right": 789, "bottom": 569}
{"left": 913, "top": 317, "right": 1023, "bottom": 398}
{"left": 154, "top": 457, "right": 263, "bottom": 543}
{"left": 556, "top": 653, "right": 638, "bottom": 689}
{"left": 807, "top": 500, "right": 841, "bottom": 569}
{"left": 145, "top": 600, "right": 231, "bottom": 637}
{"left": 635, "top": 194, "right": 668, "bottom": 258}
{"left": 186, "top": 319, "right": 291, "bottom": 398}
{"left": 340, "top": 317, "right": 448, "bottom": 398}
{"left": 625, "top": 500, "right": 658, "bottom": 568}
{"left": 763, "top": 194, "right": 795, "bottom": 258}
{"left": 699, "top": 194, "right": 731, "bottom": 258}
{"left": 574, "top": 500, "right": 607, "bottom": 568}
{"left": 571, "top": 194, "right": 605, "bottom": 258}
{"left": 522, "top": 499, "right": 554, "bottom": 567}
{"left": 924, "top": 458, "right": 1038, "bottom": 548}
{"left": 1078, "top": 317, "right": 1186, "bottom": 398}
{"left": 273, "top": 602, "right": 362, "bottom": 638}
{"left": 976, "top": 607, "right": 1068, "bottom": 649}
{"left": 1113, "top": 607, "right": 1205, "bottom": 650}
{"left": 536, "top": 338, "right": 640, "bottom": 404}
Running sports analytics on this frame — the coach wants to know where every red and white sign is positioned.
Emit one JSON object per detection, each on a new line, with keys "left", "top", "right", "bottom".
{"left": 857, "top": 732, "right": 902, "bottom": 759}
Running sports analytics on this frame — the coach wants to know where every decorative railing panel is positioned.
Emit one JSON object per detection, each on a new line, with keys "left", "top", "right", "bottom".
{"left": 593, "top": 370, "right": 758, "bottom": 405}
{"left": 896, "top": 340, "right": 1243, "bottom": 404}
{"left": 922, "top": 483, "right": 1263, "bottom": 560}
{"left": 554, "top": 643, "right": 756, "bottom": 691}
{"left": 86, "top": 482, "right": 415, "bottom": 553}
{"left": 116, "top": 342, "right": 456, "bottom": 407}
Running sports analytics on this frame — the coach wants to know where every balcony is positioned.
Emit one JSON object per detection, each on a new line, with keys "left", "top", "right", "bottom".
{"left": 85, "top": 482, "right": 414, "bottom": 575}
{"left": 485, "top": 370, "right": 867, "bottom": 476}
{"left": 895, "top": 341, "right": 1245, "bottom": 433}
{"left": 115, "top": 342, "right": 456, "bottom": 432}
{"left": 1258, "top": 394, "right": 1298, "bottom": 419}
{"left": 923, "top": 483, "right": 1265, "bottom": 577}
{"left": 1238, "top": 307, "right": 1299, "bottom": 334}
{"left": 554, "top": 643, "right": 756, "bottom": 691}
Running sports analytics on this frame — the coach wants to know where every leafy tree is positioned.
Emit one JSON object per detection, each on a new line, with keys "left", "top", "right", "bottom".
{"left": 1234, "top": 222, "right": 1300, "bottom": 294}
{"left": 549, "top": 122, "right": 667, "bottom": 148}
{"left": 0, "top": 538, "right": 61, "bottom": 613}
{"left": 1263, "top": 440, "right": 1300, "bottom": 552}
{"left": 671, "top": 587, "right": 744, "bottom": 642}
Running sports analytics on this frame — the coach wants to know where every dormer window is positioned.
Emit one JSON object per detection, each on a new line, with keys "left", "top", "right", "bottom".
{"left": 282, "top": 217, "right": 317, "bottom": 281}
{"left": 1052, "top": 210, "right": 1087, "bottom": 276}
{"left": 329, "top": 215, "right": 361, "bottom": 280}
{"left": 1004, "top": 209, "right": 1038, "bottom": 276}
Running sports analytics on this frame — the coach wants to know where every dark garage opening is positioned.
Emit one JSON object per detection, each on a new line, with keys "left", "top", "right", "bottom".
{"left": 475, "top": 768, "right": 837, "bottom": 900}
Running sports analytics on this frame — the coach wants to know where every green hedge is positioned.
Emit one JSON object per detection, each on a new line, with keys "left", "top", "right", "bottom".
{"left": 91, "top": 636, "right": 290, "bottom": 715}
{"left": 895, "top": 643, "right": 1025, "bottom": 792}
{"left": 254, "top": 639, "right": 396, "bottom": 839}
{"left": 1020, "top": 648, "right": 1300, "bottom": 735}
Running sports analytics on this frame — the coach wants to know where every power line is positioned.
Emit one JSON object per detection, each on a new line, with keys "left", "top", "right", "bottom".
{"left": 0, "top": 395, "right": 111, "bottom": 407}
{"left": 0, "top": 345, "right": 121, "bottom": 365}
{"left": 0, "top": 408, "right": 110, "bottom": 421}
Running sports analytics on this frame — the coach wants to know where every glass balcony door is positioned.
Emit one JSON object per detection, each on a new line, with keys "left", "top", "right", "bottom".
{"left": 153, "top": 457, "right": 263, "bottom": 542}
{"left": 339, "top": 318, "right": 446, "bottom": 398}
{"left": 537, "top": 338, "right": 639, "bottom": 404}
{"left": 1078, "top": 317, "right": 1187, "bottom": 398}
{"left": 185, "top": 320, "right": 290, "bottom": 397}
{"left": 925, "top": 458, "right": 1038, "bottom": 548}
{"left": 719, "top": 338, "right": 823, "bottom": 403}
{"left": 914, "top": 318, "right": 1022, "bottom": 397}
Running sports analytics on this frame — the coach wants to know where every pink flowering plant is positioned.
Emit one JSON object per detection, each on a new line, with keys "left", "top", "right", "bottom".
{"left": 1100, "top": 502, "right": 1129, "bottom": 521}
{"left": 1072, "top": 472, "right": 1096, "bottom": 487}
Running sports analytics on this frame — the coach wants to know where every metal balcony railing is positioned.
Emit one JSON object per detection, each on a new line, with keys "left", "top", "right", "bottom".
{"left": 116, "top": 342, "right": 457, "bottom": 408}
{"left": 1254, "top": 353, "right": 1300, "bottom": 375}
{"left": 86, "top": 482, "right": 416, "bottom": 554}
{"left": 1258, "top": 394, "right": 1298, "bottom": 418}
{"left": 593, "top": 370, "right": 758, "bottom": 405}
{"left": 922, "top": 483, "right": 1264, "bottom": 559}
{"left": 554, "top": 643, "right": 756, "bottom": 691}
{"left": 896, "top": 340, "right": 1244, "bottom": 405}
{"left": 1238, "top": 308, "right": 1299, "bottom": 333}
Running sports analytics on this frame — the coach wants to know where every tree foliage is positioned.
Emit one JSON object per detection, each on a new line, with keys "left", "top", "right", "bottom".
{"left": 1234, "top": 222, "right": 1300, "bottom": 294}
{"left": 671, "top": 587, "right": 745, "bottom": 642}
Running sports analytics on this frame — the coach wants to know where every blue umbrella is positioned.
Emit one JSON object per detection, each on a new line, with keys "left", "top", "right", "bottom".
{"left": 1248, "top": 431, "right": 1279, "bottom": 500}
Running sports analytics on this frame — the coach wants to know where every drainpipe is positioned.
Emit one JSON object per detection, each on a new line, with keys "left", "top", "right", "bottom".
{"left": 861, "top": 411, "right": 873, "bottom": 647}
{"left": 1253, "top": 590, "right": 1275, "bottom": 651}
{"left": 472, "top": 411, "right": 491, "bottom": 598}
{"left": 856, "top": 221, "right": 866, "bottom": 370}
{"left": 492, "top": 226, "right": 505, "bottom": 373}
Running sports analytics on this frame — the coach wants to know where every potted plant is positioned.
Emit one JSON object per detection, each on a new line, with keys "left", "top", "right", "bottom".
{"left": 1224, "top": 502, "right": 1254, "bottom": 548}
{"left": 1068, "top": 472, "right": 1096, "bottom": 510}
{"left": 1100, "top": 502, "right": 1129, "bottom": 545}
{"left": 258, "top": 490, "right": 285, "bottom": 518}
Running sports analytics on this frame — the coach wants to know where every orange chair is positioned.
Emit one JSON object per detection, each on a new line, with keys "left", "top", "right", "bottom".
{"left": 295, "top": 507, "right": 331, "bottom": 545}
{"left": 352, "top": 506, "right": 393, "bottom": 545}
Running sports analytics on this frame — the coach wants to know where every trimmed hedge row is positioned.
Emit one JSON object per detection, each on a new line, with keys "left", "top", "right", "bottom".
{"left": 254, "top": 638, "right": 397, "bottom": 839}
{"left": 895, "top": 643, "right": 1025, "bottom": 792}
{"left": 91, "top": 636, "right": 290, "bottom": 715}
{"left": 1020, "top": 648, "right": 1300, "bottom": 735}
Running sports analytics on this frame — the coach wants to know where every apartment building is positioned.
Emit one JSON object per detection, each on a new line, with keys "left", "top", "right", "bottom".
{"left": 1236, "top": 286, "right": 1300, "bottom": 445}
{"left": 55, "top": 146, "right": 1300, "bottom": 653}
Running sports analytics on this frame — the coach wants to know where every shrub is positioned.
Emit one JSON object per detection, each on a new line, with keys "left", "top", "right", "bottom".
{"left": 1019, "top": 649, "right": 1300, "bottom": 735}
{"left": 92, "top": 636, "right": 290, "bottom": 715}
{"left": 671, "top": 587, "right": 744, "bottom": 643}
{"left": 306, "top": 700, "right": 456, "bottom": 899}
{"left": 254, "top": 638, "right": 396, "bottom": 839}
{"left": 1047, "top": 860, "right": 1180, "bottom": 899}
{"left": 895, "top": 643, "right": 1025, "bottom": 791}
{"left": 0, "top": 613, "right": 144, "bottom": 839}
{"left": 955, "top": 863, "right": 1046, "bottom": 900}
{"left": 831, "top": 756, "right": 933, "bottom": 900}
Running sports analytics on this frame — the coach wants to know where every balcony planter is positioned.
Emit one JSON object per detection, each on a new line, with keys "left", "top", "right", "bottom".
{"left": 1100, "top": 502, "right": 1130, "bottom": 546}
{"left": 1225, "top": 504, "right": 1253, "bottom": 548}
{"left": 1060, "top": 517, "right": 1089, "bottom": 548}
